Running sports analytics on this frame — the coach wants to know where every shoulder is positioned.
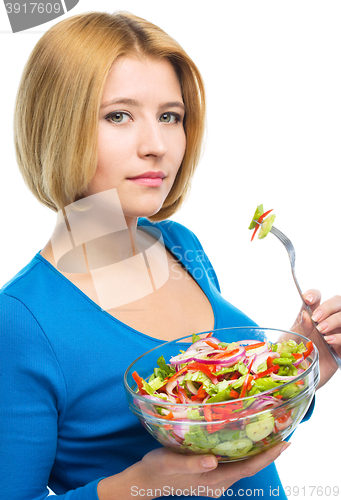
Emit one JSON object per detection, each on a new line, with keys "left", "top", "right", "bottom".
{"left": 0, "top": 252, "right": 59, "bottom": 330}
{"left": 138, "top": 218, "right": 221, "bottom": 292}
{"left": 0, "top": 252, "right": 47, "bottom": 300}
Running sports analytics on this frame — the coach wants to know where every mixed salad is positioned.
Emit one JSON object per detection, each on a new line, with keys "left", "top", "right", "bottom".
{"left": 132, "top": 333, "right": 314, "bottom": 459}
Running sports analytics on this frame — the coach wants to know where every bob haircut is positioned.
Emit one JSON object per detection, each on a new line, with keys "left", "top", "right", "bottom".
{"left": 14, "top": 11, "right": 206, "bottom": 221}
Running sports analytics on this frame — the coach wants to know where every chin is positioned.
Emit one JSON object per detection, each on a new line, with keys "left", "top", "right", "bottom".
{"left": 123, "top": 201, "right": 165, "bottom": 220}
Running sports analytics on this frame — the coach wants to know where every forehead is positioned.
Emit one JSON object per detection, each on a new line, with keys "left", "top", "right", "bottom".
{"left": 101, "top": 56, "right": 183, "bottom": 104}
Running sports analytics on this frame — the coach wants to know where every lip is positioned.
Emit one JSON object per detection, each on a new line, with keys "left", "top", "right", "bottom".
{"left": 127, "top": 171, "right": 166, "bottom": 187}
{"left": 128, "top": 171, "right": 166, "bottom": 180}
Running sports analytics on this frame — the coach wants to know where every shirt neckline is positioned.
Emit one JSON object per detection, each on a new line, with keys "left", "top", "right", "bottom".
{"left": 35, "top": 222, "right": 217, "bottom": 344}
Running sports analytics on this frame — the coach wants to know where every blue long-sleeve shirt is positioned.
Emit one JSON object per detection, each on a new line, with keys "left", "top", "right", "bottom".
{"left": 0, "top": 218, "right": 313, "bottom": 499}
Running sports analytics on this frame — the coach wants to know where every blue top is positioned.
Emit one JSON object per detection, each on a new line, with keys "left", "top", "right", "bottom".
{"left": 0, "top": 218, "right": 313, "bottom": 499}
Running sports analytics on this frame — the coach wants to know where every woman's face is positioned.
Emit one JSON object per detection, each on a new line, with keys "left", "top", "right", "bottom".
{"left": 86, "top": 56, "right": 186, "bottom": 222}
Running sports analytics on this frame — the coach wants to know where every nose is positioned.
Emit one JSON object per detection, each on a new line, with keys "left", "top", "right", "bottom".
{"left": 137, "top": 120, "right": 167, "bottom": 159}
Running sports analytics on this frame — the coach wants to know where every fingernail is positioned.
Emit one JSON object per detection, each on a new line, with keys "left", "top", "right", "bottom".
{"left": 201, "top": 456, "right": 217, "bottom": 469}
{"left": 316, "top": 321, "right": 328, "bottom": 332}
{"left": 312, "top": 310, "right": 323, "bottom": 322}
{"left": 325, "top": 335, "right": 335, "bottom": 343}
{"left": 280, "top": 442, "right": 291, "bottom": 455}
{"left": 306, "top": 294, "right": 314, "bottom": 304}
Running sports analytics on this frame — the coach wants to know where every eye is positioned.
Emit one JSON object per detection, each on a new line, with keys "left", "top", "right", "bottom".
{"left": 105, "top": 112, "right": 131, "bottom": 124}
{"left": 159, "top": 112, "right": 181, "bottom": 124}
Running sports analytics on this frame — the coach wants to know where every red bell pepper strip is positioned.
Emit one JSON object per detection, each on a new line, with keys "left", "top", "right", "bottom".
{"left": 240, "top": 358, "right": 254, "bottom": 399}
{"left": 253, "top": 364, "right": 279, "bottom": 379}
{"left": 230, "top": 389, "right": 240, "bottom": 399}
{"left": 251, "top": 209, "right": 273, "bottom": 241}
{"left": 204, "top": 340, "right": 224, "bottom": 350}
{"left": 143, "top": 408, "right": 175, "bottom": 420}
{"left": 170, "top": 431, "right": 185, "bottom": 444}
{"left": 244, "top": 342, "right": 266, "bottom": 351}
{"left": 267, "top": 356, "right": 273, "bottom": 368}
{"left": 191, "top": 384, "right": 208, "bottom": 401}
{"left": 247, "top": 375, "right": 254, "bottom": 391}
{"left": 209, "top": 349, "right": 240, "bottom": 361}
{"left": 132, "top": 371, "right": 148, "bottom": 395}
{"left": 203, "top": 405, "right": 213, "bottom": 423}
{"left": 177, "top": 385, "right": 193, "bottom": 404}
{"left": 213, "top": 401, "right": 244, "bottom": 417}
{"left": 205, "top": 332, "right": 213, "bottom": 338}
{"left": 187, "top": 362, "right": 219, "bottom": 384}
{"left": 166, "top": 364, "right": 189, "bottom": 385}
{"left": 303, "top": 341, "right": 314, "bottom": 359}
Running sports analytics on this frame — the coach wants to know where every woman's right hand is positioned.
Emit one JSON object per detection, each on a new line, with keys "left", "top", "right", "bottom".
{"left": 98, "top": 442, "right": 290, "bottom": 499}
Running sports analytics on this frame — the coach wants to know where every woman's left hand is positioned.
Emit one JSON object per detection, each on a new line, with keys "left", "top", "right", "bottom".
{"left": 291, "top": 289, "right": 341, "bottom": 388}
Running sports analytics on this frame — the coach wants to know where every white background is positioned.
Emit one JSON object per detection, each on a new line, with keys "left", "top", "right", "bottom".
{"left": 1, "top": 1, "right": 340, "bottom": 496}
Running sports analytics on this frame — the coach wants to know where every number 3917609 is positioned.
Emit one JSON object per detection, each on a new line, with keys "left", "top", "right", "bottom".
{"left": 5, "top": 3, "right": 61, "bottom": 14}
{"left": 285, "top": 485, "right": 339, "bottom": 497}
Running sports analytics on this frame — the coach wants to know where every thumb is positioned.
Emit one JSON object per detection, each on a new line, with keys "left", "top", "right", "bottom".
{"left": 291, "top": 310, "right": 314, "bottom": 338}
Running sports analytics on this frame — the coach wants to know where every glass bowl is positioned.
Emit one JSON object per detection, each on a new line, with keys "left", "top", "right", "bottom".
{"left": 124, "top": 327, "right": 319, "bottom": 462}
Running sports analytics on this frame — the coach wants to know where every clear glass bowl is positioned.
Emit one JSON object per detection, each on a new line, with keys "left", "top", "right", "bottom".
{"left": 124, "top": 327, "right": 319, "bottom": 462}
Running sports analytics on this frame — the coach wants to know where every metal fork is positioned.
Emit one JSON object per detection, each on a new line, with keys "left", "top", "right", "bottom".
{"left": 269, "top": 224, "right": 341, "bottom": 369}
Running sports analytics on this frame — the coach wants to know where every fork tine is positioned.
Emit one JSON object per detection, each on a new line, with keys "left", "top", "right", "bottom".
{"left": 271, "top": 226, "right": 292, "bottom": 246}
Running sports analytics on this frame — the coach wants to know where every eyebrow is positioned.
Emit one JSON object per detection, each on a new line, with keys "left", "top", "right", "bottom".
{"left": 100, "top": 97, "right": 185, "bottom": 111}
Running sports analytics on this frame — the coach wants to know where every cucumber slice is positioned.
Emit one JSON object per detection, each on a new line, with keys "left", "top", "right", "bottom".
{"left": 258, "top": 214, "right": 276, "bottom": 239}
{"left": 212, "top": 438, "right": 253, "bottom": 457}
{"left": 245, "top": 416, "right": 274, "bottom": 442}
{"left": 248, "top": 204, "right": 264, "bottom": 230}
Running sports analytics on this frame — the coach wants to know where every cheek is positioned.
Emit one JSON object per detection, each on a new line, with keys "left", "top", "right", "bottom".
{"left": 97, "top": 127, "right": 132, "bottom": 172}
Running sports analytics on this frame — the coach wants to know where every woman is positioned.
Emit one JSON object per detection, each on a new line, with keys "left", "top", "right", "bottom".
{"left": 1, "top": 11, "right": 340, "bottom": 500}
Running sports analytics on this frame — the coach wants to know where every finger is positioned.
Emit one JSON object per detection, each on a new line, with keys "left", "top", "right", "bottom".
{"left": 303, "top": 289, "right": 321, "bottom": 310}
{"left": 311, "top": 295, "right": 341, "bottom": 325}
{"left": 152, "top": 448, "right": 218, "bottom": 476}
{"left": 324, "top": 332, "right": 341, "bottom": 346}
{"left": 315, "top": 313, "right": 341, "bottom": 336}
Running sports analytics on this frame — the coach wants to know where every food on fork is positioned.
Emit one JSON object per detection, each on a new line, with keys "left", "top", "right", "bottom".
{"left": 248, "top": 204, "right": 276, "bottom": 241}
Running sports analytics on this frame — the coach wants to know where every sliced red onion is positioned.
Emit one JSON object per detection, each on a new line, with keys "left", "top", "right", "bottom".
{"left": 166, "top": 375, "right": 185, "bottom": 399}
{"left": 141, "top": 394, "right": 169, "bottom": 404}
{"left": 171, "top": 409, "right": 192, "bottom": 419}
{"left": 170, "top": 349, "right": 215, "bottom": 365}
{"left": 186, "top": 380, "right": 198, "bottom": 395}
{"left": 270, "top": 372, "right": 297, "bottom": 382}
{"left": 293, "top": 355, "right": 304, "bottom": 367}
{"left": 185, "top": 337, "right": 221, "bottom": 352}
{"left": 171, "top": 346, "right": 246, "bottom": 368}
{"left": 251, "top": 352, "right": 280, "bottom": 374}
{"left": 249, "top": 395, "right": 281, "bottom": 411}
{"left": 172, "top": 424, "right": 191, "bottom": 439}
{"left": 170, "top": 355, "right": 195, "bottom": 366}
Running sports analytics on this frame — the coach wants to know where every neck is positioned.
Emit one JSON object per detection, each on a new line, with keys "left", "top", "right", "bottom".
{"left": 51, "top": 194, "right": 144, "bottom": 273}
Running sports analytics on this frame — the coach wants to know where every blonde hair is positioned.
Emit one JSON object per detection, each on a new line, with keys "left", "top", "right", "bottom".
{"left": 14, "top": 11, "right": 206, "bottom": 221}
